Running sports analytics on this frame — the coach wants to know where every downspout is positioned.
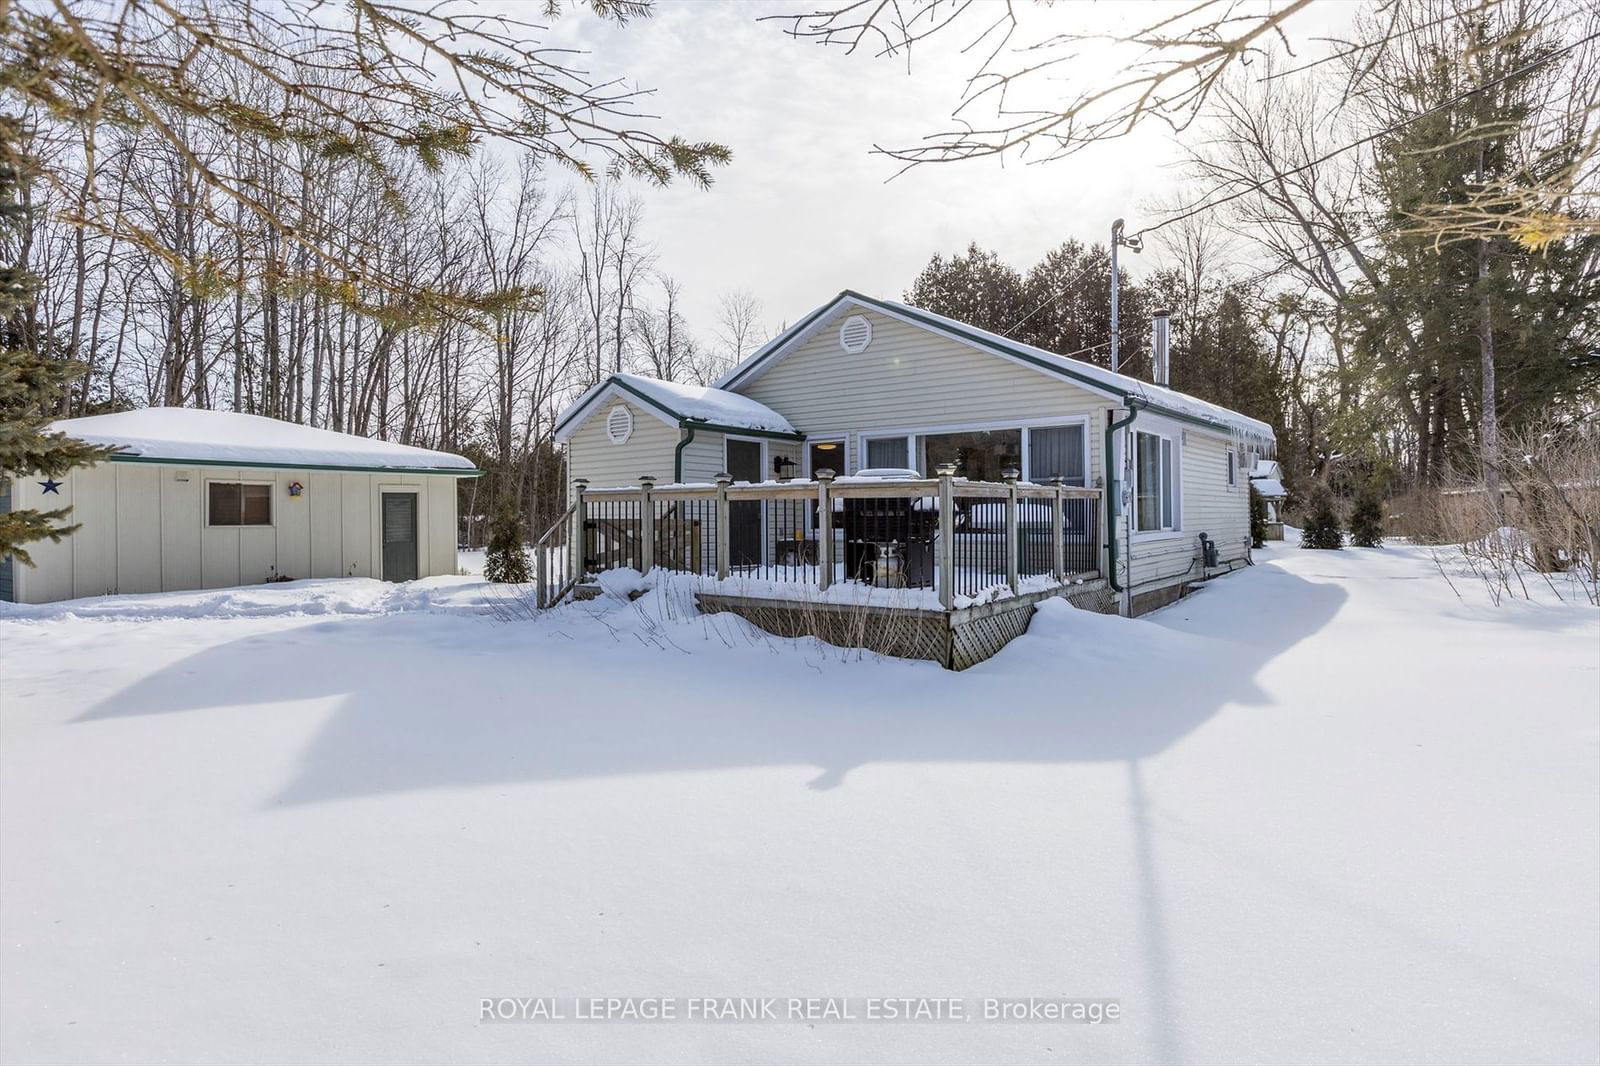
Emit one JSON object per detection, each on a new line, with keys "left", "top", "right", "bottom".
{"left": 1104, "top": 401, "right": 1141, "bottom": 595}
{"left": 673, "top": 422, "right": 697, "bottom": 484}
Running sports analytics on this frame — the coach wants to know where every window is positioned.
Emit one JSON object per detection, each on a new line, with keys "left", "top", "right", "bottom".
{"left": 863, "top": 435, "right": 911, "bottom": 469}
{"left": 1134, "top": 431, "right": 1177, "bottom": 533}
{"left": 208, "top": 482, "right": 271, "bottom": 526}
{"left": 1027, "top": 424, "right": 1087, "bottom": 486}
{"left": 1227, "top": 449, "right": 1237, "bottom": 487}
{"left": 918, "top": 429, "right": 1021, "bottom": 481}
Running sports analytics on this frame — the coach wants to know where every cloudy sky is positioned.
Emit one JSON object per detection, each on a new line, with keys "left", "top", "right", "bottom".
{"left": 537, "top": 1, "right": 1356, "bottom": 340}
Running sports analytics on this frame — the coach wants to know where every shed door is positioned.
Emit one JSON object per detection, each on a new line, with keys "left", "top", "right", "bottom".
{"left": 381, "top": 492, "right": 419, "bottom": 582}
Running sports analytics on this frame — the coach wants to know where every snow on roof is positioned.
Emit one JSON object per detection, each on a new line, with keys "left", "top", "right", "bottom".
{"left": 554, "top": 372, "right": 796, "bottom": 441}
{"left": 50, "top": 407, "right": 478, "bottom": 473}
{"left": 612, "top": 373, "right": 795, "bottom": 433}
{"left": 718, "top": 291, "right": 1276, "bottom": 443}
{"left": 1251, "top": 478, "right": 1287, "bottom": 498}
{"left": 1251, "top": 459, "right": 1283, "bottom": 479}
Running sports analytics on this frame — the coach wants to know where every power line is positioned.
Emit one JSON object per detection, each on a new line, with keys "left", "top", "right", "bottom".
{"left": 1131, "top": 29, "right": 1599, "bottom": 243}
{"left": 1001, "top": 259, "right": 1102, "bottom": 337}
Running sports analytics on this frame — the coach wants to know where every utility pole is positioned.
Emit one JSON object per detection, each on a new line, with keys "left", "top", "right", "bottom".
{"left": 1109, "top": 218, "right": 1143, "bottom": 374}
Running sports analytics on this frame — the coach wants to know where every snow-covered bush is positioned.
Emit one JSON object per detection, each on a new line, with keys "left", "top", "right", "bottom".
{"left": 1299, "top": 487, "right": 1343, "bottom": 550}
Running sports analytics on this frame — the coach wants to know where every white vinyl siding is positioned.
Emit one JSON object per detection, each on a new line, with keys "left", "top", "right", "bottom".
{"left": 565, "top": 398, "right": 679, "bottom": 494}
{"left": 735, "top": 308, "right": 1112, "bottom": 481}
{"left": 6, "top": 462, "right": 462, "bottom": 604}
{"left": 1121, "top": 425, "right": 1252, "bottom": 596}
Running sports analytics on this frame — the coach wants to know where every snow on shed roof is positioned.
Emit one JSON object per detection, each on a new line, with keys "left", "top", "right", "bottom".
{"left": 554, "top": 372, "right": 798, "bottom": 442}
{"left": 718, "top": 291, "right": 1276, "bottom": 443}
{"left": 50, "top": 407, "right": 479, "bottom": 474}
{"left": 1251, "top": 478, "right": 1287, "bottom": 498}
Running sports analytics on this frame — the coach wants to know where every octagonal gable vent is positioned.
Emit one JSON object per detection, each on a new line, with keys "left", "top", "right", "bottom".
{"left": 838, "top": 314, "right": 873, "bottom": 354}
{"left": 605, "top": 404, "right": 634, "bottom": 444}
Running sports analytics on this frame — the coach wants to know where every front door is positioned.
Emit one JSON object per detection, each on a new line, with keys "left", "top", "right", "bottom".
{"left": 726, "top": 438, "right": 763, "bottom": 567}
{"left": 381, "top": 492, "right": 419, "bottom": 582}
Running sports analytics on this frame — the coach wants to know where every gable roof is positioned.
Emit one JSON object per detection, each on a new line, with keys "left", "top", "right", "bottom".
{"left": 553, "top": 372, "right": 800, "bottom": 443}
{"left": 717, "top": 290, "right": 1276, "bottom": 443}
{"left": 50, "top": 407, "right": 480, "bottom": 475}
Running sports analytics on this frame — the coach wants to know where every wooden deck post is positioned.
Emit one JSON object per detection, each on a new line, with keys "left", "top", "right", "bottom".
{"left": 815, "top": 468, "right": 835, "bottom": 592}
{"left": 570, "top": 478, "right": 588, "bottom": 584}
{"left": 638, "top": 476, "right": 655, "bottom": 575}
{"left": 937, "top": 464, "right": 956, "bottom": 610}
{"left": 1002, "top": 467, "right": 1020, "bottom": 594}
{"left": 1050, "top": 478, "right": 1066, "bottom": 581}
{"left": 714, "top": 472, "right": 732, "bottom": 581}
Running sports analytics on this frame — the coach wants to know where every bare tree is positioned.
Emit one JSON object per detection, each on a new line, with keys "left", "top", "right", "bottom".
{"left": 2, "top": 0, "right": 730, "bottom": 313}
{"left": 714, "top": 288, "right": 766, "bottom": 364}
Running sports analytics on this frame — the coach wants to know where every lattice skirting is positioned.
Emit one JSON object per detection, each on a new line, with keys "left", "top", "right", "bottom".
{"left": 697, "top": 579, "right": 1112, "bottom": 671}
{"left": 947, "top": 603, "right": 1035, "bottom": 670}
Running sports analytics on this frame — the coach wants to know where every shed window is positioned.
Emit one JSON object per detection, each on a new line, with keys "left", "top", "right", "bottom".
{"left": 209, "top": 482, "right": 271, "bottom": 526}
{"left": 1134, "top": 431, "right": 1177, "bottom": 533}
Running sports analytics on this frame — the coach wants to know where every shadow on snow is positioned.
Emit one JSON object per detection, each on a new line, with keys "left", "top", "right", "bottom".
{"left": 77, "top": 567, "right": 1348, "bottom": 805}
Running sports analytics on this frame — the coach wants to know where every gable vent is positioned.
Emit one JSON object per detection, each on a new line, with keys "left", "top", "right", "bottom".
{"left": 605, "top": 404, "right": 634, "bottom": 444}
{"left": 838, "top": 315, "right": 873, "bottom": 354}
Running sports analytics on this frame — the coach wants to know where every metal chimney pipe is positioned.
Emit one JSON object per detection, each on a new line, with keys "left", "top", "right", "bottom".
{"left": 1151, "top": 309, "right": 1171, "bottom": 386}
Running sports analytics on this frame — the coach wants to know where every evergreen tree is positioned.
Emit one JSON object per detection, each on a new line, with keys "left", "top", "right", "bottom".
{"left": 903, "top": 243, "right": 1028, "bottom": 337}
{"left": 1348, "top": 486, "right": 1385, "bottom": 548}
{"left": 1018, "top": 239, "right": 1148, "bottom": 369}
{"left": 483, "top": 500, "right": 530, "bottom": 584}
{"left": 1249, "top": 482, "right": 1269, "bottom": 549}
{"left": 0, "top": 117, "right": 112, "bottom": 565}
{"left": 1299, "top": 486, "right": 1344, "bottom": 550}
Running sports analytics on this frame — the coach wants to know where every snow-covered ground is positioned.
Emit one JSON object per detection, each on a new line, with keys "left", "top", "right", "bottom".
{"left": 2, "top": 540, "right": 1596, "bottom": 1065}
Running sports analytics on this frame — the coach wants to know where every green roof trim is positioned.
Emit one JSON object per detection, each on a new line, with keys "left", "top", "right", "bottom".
{"left": 107, "top": 453, "right": 483, "bottom": 477}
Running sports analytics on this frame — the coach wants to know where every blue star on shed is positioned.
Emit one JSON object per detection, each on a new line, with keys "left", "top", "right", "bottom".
{"left": 39, "top": 478, "right": 62, "bottom": 495}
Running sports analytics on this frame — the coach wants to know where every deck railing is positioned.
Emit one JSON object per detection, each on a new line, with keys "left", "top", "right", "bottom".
{"left": 540, "top": 469, "right": 1102, "bottom": 610}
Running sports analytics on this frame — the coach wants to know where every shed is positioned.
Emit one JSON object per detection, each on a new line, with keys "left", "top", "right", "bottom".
{"left": 1, "top": 408, "right": 480, "bottom": 604}
{"left": 1249, "top": 459, "right": 1288, "bottom": 535}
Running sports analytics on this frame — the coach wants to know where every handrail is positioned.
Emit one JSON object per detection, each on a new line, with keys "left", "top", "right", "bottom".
{"left": 533, "top": 500, "right": 580, "bottom": 609}
{"left": 545, "top": 476, "right": 1104, "bottom": 611}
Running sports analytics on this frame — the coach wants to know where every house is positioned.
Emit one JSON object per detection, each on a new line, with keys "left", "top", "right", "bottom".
{"left": 1, "top": 408, "right": 480, "bottom": 604}
{"left": 1249, "top": 459, "right": 1288, "bottom": 540}
{"left": 554, "top": 290, "right": 1275, "bottom": 617}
